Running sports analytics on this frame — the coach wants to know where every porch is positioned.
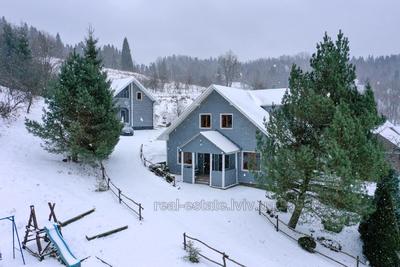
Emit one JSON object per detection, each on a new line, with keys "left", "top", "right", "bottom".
{"left": 179, "top": 131, "right": 240, "bottom": 189}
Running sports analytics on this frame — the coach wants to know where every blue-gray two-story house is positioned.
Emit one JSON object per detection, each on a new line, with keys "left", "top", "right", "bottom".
{"left": 110, "top": 76, "right": 156, "bottom": 130}
{"left": 158, "top": 85, "right": 286, "bottom": 189}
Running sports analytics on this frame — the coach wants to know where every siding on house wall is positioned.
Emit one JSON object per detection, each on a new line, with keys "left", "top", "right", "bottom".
{"left": 167, "top": 90, "right": 263, "bottom": 184}
{"left": 378, "top": 135, "right": 400, "bottom": 172}
{"left": 114, "top": 83, "right": 154, "bottom": 129}
{"left": 131, "top": 83, "right": 154, "bottom": 129}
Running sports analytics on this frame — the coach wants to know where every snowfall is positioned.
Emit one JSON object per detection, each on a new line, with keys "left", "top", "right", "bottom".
{"left": 0, "top": 96, "right": 367, "bottom": 267}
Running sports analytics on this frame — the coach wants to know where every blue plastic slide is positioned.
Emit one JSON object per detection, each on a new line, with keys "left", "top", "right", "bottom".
{"left": 44, "top": 224, "right": 81, "bottom": 267}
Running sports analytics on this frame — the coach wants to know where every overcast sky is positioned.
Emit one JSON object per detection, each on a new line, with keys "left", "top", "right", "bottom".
{"left": 2, "top": 0, "right": 399, "bottom": 64}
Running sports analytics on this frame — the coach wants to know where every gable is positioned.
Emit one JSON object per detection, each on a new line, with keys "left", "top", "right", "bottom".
{"left": 110, "top": 76, "right": 156, "bottom": 102}
{"left": 158, "top": 85, "right": 272, "bottom": 141}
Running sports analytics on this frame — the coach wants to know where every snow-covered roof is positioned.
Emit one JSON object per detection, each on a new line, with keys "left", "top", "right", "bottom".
{"left": 199, "top": 131, "right": 240, "bottom": 153}
{"left": 248, "top": 88, "right": 287, "bottom": 107}
{"left": 158, "top": 85, "right": 286, "bottom": 140}
{"left": 374, "top": 121, "right": 400, "bottom": 148}
{"left": 109, "top": 76, "right": 156, "bottom": 102}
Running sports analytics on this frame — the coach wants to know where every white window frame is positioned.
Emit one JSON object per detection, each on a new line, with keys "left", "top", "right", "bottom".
{"left": 199, "top": 113, "right": 212, "bottom": 129}
{"left": 136, "top": 91, "right": 143, "bottom": 101}
{"left": 220, "top": 113, "right": 233, "bottom": 129}
{"left": 177, "top": 148, "right": 192, "bottom": 166}
{"left": 241, "top": 151, "right": 261, "bottom": 172}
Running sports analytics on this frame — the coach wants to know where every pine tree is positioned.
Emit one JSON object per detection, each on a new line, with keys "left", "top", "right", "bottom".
{"left": 121, "top": 37, "right": 134, "bottom": 72}
{"left": 257, "top": 31, "right": 387, "bottom": 229}
{"left": 26, "top": 30, "right": 122, "bottom": 164}
{"left": 359, "top": 170, "right": 400, "bottom": 267}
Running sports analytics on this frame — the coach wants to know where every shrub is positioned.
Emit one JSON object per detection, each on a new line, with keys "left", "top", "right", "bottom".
{"left": 276, "top": 198, "right": 288, "bottom": 212}
{"left": 298, "top": 236, "right": 316, "bottom": 253}
{"left": 322, "top": 218, "right": 344, "bottom": 233}
{"left": 184, "top": 240, "right": 200, "bottom": 263}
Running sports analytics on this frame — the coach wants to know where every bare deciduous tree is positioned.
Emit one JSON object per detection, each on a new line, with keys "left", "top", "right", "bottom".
{"left": 218, "top": 50, "right": 240, "bottom": 87}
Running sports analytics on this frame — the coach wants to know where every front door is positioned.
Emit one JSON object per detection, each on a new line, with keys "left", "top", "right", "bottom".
{"left": 198, "top": 153, "right": 210, "bottom": 176}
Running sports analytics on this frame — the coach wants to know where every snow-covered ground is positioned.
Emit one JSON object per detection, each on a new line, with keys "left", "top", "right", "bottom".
{"left": 0, "top": 100, "right": 364, "bottom": 267}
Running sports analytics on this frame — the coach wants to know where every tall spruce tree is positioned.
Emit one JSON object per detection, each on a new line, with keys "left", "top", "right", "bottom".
{"left": 26, "top": 30, "right": 122, "bottom": 164}
{"left": 121, "top": 37, "right": 134, "bottom": 72}
{"left": 359, "top": 170, "right": 400, "bottom": 267}
{"left": 257, "top": 31, "right": 387, "bottom": 229}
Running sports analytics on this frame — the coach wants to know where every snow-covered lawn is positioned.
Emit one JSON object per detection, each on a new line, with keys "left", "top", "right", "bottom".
{"left": 0, "top": 100, "right": 362, "bottom": 267}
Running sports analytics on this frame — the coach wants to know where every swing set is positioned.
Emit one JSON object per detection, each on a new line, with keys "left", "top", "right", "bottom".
{"left": 0, "top": 215, "right": 26, "bottom": 265}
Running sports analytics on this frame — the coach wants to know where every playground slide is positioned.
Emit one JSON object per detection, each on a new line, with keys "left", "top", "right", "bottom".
{"left": 44, "top": 224, "right": 81, "bottom": 267}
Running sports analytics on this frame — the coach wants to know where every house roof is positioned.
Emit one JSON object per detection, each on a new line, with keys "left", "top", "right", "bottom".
{"left": 110, "top": 76, "right": 156, "bottom": 102}
{"left": 249, "top": 88, "right": 287, "bottom": 107}
{"left": 374, "top": 121, "right": 400, "bottom": 148}
{"left": 158, "top": 85, "right": 287, "bottom": 140}
{"left": 203, "top": 131, "right": 240, "bottom": 153}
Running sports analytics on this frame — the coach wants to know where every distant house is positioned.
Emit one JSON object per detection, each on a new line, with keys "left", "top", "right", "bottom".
{"left": 158, "top": 85, "right": 286, "bottom": 189}
{"left": 110, "top": 76, "right": 156, "bottom": 130}
{"left": 374, "top": 121, "right": 400, "bottom": 172}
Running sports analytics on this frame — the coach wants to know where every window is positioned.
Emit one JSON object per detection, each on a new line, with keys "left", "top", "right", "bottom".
{"left": 220, "top": 114, "right": 233, "bottom": 129}
{"left": 212, "top": 154, "right": 234, "bottom": 171}
{"left": 116, "top": 87, "right": 129, "bottom": 98}
{"left": 136, "top": 92, "right": 142, "bottom": 100}
{"left": 242, "top": 152, "right": 261, "bottom": 171}
{"left": 178, "top": 151, "right": 192, "bottom": 165}
{"left": 120, "top": 108, "right": 129, "bottom": 123}
{"left": 199, "top": 114, "right": 211, "bottom": 128}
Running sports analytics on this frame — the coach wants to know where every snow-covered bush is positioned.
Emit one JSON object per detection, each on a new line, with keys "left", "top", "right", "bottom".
{"left": 298, "top": 236, "right": 316, "bottom": 253}
{"left": 276, "top": 198, "right": 288, "bottom": 212}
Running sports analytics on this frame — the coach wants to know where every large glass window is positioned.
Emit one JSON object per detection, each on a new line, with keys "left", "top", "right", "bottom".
{"left": 220, "top": 114, "right": 233, "bottom": 129}
{"left": 199, "top": 114, "right": 211, "bottom": 128}
{"left": 212, "top": 154, "right": 234, "bottom": 171}
{"left": 116, "top": 87, "right": 129, "bottom": 98}
{"left": 242, "top": 152, "right": 261, "bottom": 171}
{"left": 120, "top": 108, "right": 129, "bottom": 123}
{"left": 178, "top": 151, "right": 192, "bottom": 165}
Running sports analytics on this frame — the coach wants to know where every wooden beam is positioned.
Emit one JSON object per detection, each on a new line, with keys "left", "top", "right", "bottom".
{"left": 86, "top": 226, "right": 128, "bottom": 241}
{"left": 59, "top": 208, "right": 95, "bottom": 227}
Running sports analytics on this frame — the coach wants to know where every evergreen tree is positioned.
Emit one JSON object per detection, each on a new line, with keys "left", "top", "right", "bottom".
{"left": 121, "top": 37, "right": 134, "bottom": 72}
{"left": 359, "top": 170, "right": 400, "bottom": 267}
{"left": 257, "top": 31, "right": 387, "bottom": 229}
{"left": 26, "top": 30, "right": 122, "bottom": 164}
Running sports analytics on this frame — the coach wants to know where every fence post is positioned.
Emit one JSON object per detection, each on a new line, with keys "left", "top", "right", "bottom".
{"left": 222, "top": 253, "right": 227, "bottom": 267}
{"left": 258, "top": 201, "right": 261, "bottom": 215}
{"left": 118, "top": 189, "right": 122, "bottom": 204}
{"left": 356, "top": 256, "right": 359, "bottom": 267}
{"left": 183, "top": 233, "right": 187, "bottom": 250}
{"left": 107, "top": 178, "right": 110, "bottom": 190}
{"left": 276, "top": 215, "right": 279, "bottom": 232}
{"left": 139, "top": 204, "right": 142, "bottom": 221}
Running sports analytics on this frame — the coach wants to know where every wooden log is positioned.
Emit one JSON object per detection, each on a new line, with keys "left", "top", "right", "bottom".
{"left": 59, "top": 208, "right": 95, "bottom": 227}
{"left": 85, "top": 226, "right": 128, "bottom": 241}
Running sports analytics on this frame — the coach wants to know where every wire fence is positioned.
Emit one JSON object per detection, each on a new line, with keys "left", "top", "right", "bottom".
{"left": 257, "top": 201, "right": 366, "bottom": 267}
{"left": 100, "top": 163, "right": 143, "bottom": 221}
{"left": 183, "top": 233, "right": 246, "bottom": 267}
{"left": 140, "top": 144, "right": 176, "bottom": 186}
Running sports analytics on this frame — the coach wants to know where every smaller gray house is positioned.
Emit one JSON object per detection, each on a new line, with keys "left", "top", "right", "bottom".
{"left": 374, "top": 121, "right": 400, "bottom": 172}
{"left": 158, "top": 85, "right": 286, "bottom": 189}
{"left": 110, "top": 76, "right": 156, "bottom": 130}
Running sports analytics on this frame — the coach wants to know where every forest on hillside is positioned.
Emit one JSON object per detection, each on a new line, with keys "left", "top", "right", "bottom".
{"left": 0, "top": 16, "right": 399, "bottom": 123}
